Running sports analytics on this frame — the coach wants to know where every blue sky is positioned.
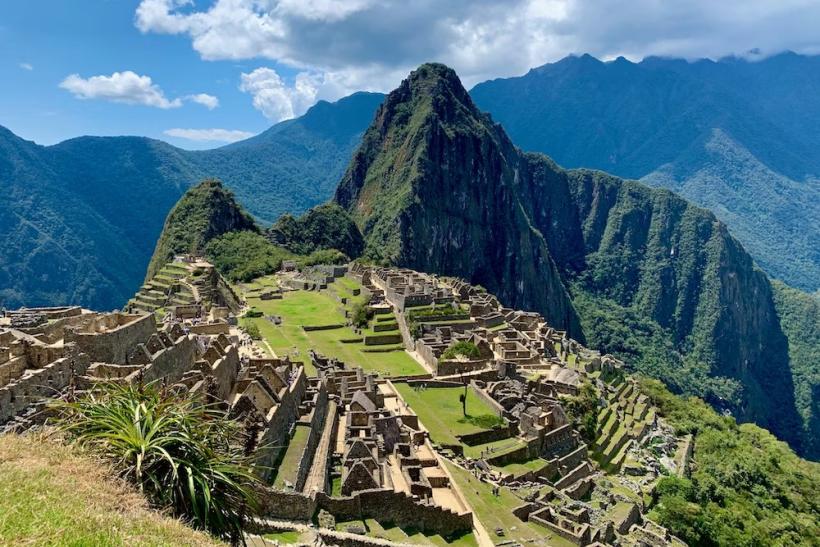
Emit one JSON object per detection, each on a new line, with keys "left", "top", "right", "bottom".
{"left": 0, "top": 1, "right": 297, "bottom": 149}
{"left": 3, "top": 0, "right": 820, "bottom": 150}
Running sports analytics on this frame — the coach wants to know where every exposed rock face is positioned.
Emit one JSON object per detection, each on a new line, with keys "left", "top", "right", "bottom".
{"left": 564, "top": 170, "right": 800, "bottom": 449}
{"left": 335, "top": 63, "right": 805, "bottom": 454}
{"left": 146, "top": 179, "right": 258, "bottom": 280}
{"left": 335, "top": 64, "right": 582, "bottom": 339}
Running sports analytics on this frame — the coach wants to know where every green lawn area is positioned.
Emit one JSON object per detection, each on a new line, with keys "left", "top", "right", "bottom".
{"left": 272, "top": 424, "right": 311, "bottom": 490}
{"left": 394, "top": 384, "right": 504, "bottom": 447}
{"left": 493, "top": 457, "right": 550, "bottom": 476}
{"left": 335, "top": 518, "right": 477, "bottom": 546}
{"left": 243, "top": 287, "right": 424, "bottom": 378}
{"left": 262, "top": 529, "right": 306, "bottom": 544}
{"left": 444, "top": 461, "right": 575, "bottom": 547}
{"left": 463, "top": 437, "right": 523, "bottom": 459}
{"left": 0, "top": 434, "right": 223, "bottom": 546}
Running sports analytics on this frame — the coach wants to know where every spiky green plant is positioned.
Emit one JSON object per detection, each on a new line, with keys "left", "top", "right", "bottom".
{"left": 52, "top": 381, "right": 261, "bottom": 542}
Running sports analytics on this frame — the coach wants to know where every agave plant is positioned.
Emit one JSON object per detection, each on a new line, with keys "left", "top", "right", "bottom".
{"left": 52, "top": 381, "right": 261, "bottom": 542}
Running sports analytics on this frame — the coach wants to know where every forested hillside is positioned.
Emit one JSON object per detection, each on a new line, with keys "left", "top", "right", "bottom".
{"left": 471, "top": 52, "right": 820, "bottom": 292}
{"left": 0, "top": 92, "right": 382, "bottom": 311}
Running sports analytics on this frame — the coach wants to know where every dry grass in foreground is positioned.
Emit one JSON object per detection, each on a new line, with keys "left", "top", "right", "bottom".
{"left": 0, "top": 432, "right": 225, "bottom": 546}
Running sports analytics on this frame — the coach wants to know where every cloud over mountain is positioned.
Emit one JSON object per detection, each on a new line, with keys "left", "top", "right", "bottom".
{"left": 136, "top": 0, "right": 820, "bottom": 105}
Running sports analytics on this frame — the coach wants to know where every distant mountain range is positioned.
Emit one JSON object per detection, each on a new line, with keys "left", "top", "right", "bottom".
{"left": 471, "top": 52, "right": 820, "bottom": 292}
{"left": 0, "top": 91, "right": 382, "bottom": 311}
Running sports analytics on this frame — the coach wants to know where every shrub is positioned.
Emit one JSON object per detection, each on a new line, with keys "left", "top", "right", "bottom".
{"left": 243, "top": 321, "right": 262, "bottom": 340}
{"left": 245, "top": 307, "right": 263, "bottom": 318}
{"left": 350, "top": 299, "right": 372, "bottom": 328}
{"left": 441, "top": 341, "right": 480, "bottom": 360}
{"left": 53, "top": 382, "right": 261, "bottom": 541}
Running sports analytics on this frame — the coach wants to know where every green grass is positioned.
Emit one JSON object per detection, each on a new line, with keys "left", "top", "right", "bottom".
{"left": 272, "top": 425, "right": 311, "bottom": 490}
{"left": 243, "top": 287, "right": 425, "bottom": 377}
{"left": 263, "top": 529, "right": 304, "bottom": 543}
{"left": 444, "top": 461, "right": 575, "bottom": 547}
{"left": 335, "top": 518, "right": 477, "bottom": 546}
{"left": 330, "top": 476, "right": 342, "bottom": 496}
{"left": 492, "top": 457, "right": 550, "bottom": 476}
{"left": 463, "top": 437, "right": 523, "bottom": 459}
{"left": 394, "top": 384, "right": 504, "bottom": 447}
{"left": 0, "top": 433, "right": 224, "bottom": 546}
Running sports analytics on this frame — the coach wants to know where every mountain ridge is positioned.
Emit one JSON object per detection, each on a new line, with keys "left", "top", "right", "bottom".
{"left": 0, "top": 91, "right": 382, "bottom": 311}
{"left": 471, "top": 51, "right": 820, "bottom": 291}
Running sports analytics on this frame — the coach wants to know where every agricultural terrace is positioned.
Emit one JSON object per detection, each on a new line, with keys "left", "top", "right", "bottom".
{"left": 240, "top": 275, "right": 425, "bottom": 377}
{"left": 444, "top": 461, "right": 576, "bottom": 547}
{"left": 333, "top": 518, "right": 477, "bottom": 546}
{"left": 393, "top": 384, "right": 504, "bottom": 447}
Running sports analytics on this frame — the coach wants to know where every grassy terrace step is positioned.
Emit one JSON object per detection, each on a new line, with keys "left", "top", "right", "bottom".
{"left": 334, "top": 518, "right": 476, "bottom": 546}
{"left": 241, "top": 286, "right": 425, "bottom": 377}
{"left": 272, "top": 424, "right": 311, "bottom": 490}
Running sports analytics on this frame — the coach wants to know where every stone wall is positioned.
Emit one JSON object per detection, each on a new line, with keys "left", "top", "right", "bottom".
{"left": 256, "top": 366, "right": 308, "bottom": 481}
{"left": 295, "top": 387, "right": 330, "bottom": 492}
{"left": 259, "top": 488, "right": 473, "bottom": 538}
{"left": 0, "top": 353, "right": 90, "bottom": 423}
{"left": 130, "top": 334, "right": 198, "bottom": 385}
{"left": 363, "top": 333, "right": 402, "bottom": 346}
{"left": 67, "top": 313, "right": 155, "bottom": 364}
{"left": 188, "top": 323, "right": 230, "bottom": 335}
{"left": 457, "top": 425, "right": 513, "bottom": 446}
{"left": 209, "top": 344, "right": 241, "bottom": 400}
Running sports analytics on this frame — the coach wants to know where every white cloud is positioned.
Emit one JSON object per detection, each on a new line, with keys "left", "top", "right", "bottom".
{"left": 19, "top": 62, "right": 33, "bottom": 71}
{"left": 136, "top": 0, "right": 820, "bottom": 115}
{"left": 164, "top": 127, "right": 255, "bottom": 142}
{"left": 186, "top": 93, "right": 219, "bottom": 109}
{"left": 239, "top": 67, "right": 320, "bottom": 121}
{"left": 59, "top": 71, "right": 183, "bottom": 108}
{"left": 59, "top": 70, "right": 219, "bottom": 110}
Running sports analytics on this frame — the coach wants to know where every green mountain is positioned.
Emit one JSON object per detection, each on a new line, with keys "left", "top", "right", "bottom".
{"left": 268, "top": 203, "right": 364, "bottom": 258}
{"left": 145, "top": 179, "right": 258, "bottom": 279}
{"left": 470, "top": 52, "right": 820, "bottom": 292}
{"left": 335, "top": 65, "right": 582, "bottom": 338}
{"left": 334, "top": 62, "right": 816, "bottom": 458}
{"left": 0, "top": 91, "right": 383, "bottom": 311}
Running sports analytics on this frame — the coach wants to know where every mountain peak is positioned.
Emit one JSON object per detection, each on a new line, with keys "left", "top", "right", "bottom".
{"left": 382, "top": 62, "right": 478, "bottom": 121}
{"left": 145, "top": 178, "right": 258, "bottom": 280}
{"left": 334, "top": 64, "right": 583, "bottom": 337}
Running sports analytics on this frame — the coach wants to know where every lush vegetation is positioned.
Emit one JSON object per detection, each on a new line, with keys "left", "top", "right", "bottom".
{"left": 205, "top": 231, "right": 294, "bottom": 282}
{"left": 471, "top": 52, "right": 820, "bottom": 292}
{"left": 332, "top": 60, "right": 813, "bottom": 456}
{"left": 640, "top": 378, "right": 820, "bottom": 545}
{"left": 0, "top": 92, "right": 384, "bottom": 311}
{"left": 561, "top": 381, "right": 599, "bottom": 443}
{"left": 0, "top": 433, "right": 224, "bottom": 546}
{"left": 441, "top": 341, "right": 480, "bottom": 360}
{"left": 268, "top": 203, "right": 364, "bottom": 258}
{"left": 771, "top": 281, "right": 820, "bottom": 459}
{"left": 146, "top": 179, "right": 258, "bottom": 280}
{"left": 53, "top": 382, "right": 261, "bottom": 541}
